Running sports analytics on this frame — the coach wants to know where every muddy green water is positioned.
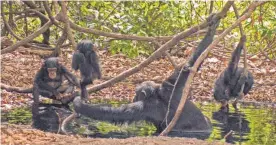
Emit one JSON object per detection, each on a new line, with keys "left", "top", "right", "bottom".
{"left": 2, "top": 102, "right": 276, "bottom": 145}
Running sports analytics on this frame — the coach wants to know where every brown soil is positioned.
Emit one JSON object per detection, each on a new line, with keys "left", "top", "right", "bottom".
{"left": 1, "top": 44, "right": 275, "bottom": 145}
{"left": 1, "top": 125, "right": 230, "bottom": 145}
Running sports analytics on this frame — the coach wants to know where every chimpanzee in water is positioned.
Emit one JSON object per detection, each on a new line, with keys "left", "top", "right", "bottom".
{"left": 72, "top": 14, "right": 221, "bottom": 138}
{"left": 32, "top": 57, "right": 80, "bottom": 119}
{"left": 72, "top": 40, "right": 102, "bottom": 100}
{"left": 32, "top": 103, "right": 72, "bottom": 133}
{"left": 214, "top": 36, "right": 254, "bottom": 112}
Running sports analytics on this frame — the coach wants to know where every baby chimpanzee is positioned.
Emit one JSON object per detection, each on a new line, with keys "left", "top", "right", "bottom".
{"left": 214, "top": 36, "right": 254, "bottom": 112}
{"left": 72, "top": 40, "right": 101, "bottom": 100}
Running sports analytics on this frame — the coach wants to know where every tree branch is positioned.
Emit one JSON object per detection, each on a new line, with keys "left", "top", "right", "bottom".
{"left": 56, "top": 16, "right": 219, "bottom": 42}
{"left": 152, "top": 41, "right": 178, "bottom": 68}
{"left": 42, "top": 1, "right": 62, "bottom": 29}
{"left": 232, "top": 3, "right": 248, "bottom": 97}
{"left": 159, "top": 1, "right": 266, "bottom": 136}
{"left": 86, "top": 2, "right": 234, "bottom": 93}
{"left": 1, "top": 83, "right": 32, "bottom": 93}
{"left": 1, "top": 21, "right": 53, "bottom": 54}
{"left": 60, "top": 1, "right": 77, "bottom": 49}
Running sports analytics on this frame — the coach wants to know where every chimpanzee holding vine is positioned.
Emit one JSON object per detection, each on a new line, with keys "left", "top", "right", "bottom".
{"left": 214, "top": 36, "right": 254, "bottom": 112}
{"left": 72, "top": 14, "right": 221, "bottom": 137}
{"left": 72, "top": 40, "right": 102, "bottom": 100}
{"left": 32, "top": 57, "right": 80, "bottom": 118}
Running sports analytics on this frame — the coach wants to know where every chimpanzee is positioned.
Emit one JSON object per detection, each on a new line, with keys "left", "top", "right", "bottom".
{"left": 72, "top": 14, "right": 221, "bottom": 137}
{"left": 32, "top": 57, "right": 80, "bottom": 118}
{"left": 72, "top": 40, "right": 101, "bottom": 100}
{"left": 32, "top": 103, "right": 72, "bottom": 133}
{"left": 213, "top": 36, "right": 254, "bottom": 112}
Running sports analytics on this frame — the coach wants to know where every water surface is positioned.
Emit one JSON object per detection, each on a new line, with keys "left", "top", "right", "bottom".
{"left": 2, "top": 102, "right": 276, "bottom": 145}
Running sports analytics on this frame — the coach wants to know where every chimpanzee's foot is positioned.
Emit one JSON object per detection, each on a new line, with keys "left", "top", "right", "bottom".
{"left": 232, "top": 100, "right": 238, "bottom": 111}
{"left": 220, "top": 101, "right": 229, "bottom": 113}
{"left": 220, "top": 105, "right": 229, "bottom": 113}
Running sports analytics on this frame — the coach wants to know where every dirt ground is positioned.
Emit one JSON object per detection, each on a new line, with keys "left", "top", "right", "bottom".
{"left": 1, "top": 44, "right": 275, "bottom": 144}
{"left": 1, "top": 125, "right": 230, "bottom": 145}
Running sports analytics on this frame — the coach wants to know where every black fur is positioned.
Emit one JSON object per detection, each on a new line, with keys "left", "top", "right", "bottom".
{"left": 73, "top": 14, "right": 221, "bottom": 135}
{"left": 214, "top": 36, "right": 254, "bottom": 103}
{"left": 72, "top": 40, "right": 101, "bottom": 99}
{"left": 32, "top": 103, "right": 72, "bottom": 133}
{"left": 33, "top": 57, "right": 80, "bottom": 117}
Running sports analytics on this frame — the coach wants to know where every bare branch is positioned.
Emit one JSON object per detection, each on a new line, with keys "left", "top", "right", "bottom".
{"left": 1, "top": 83, "right": 32, "bottom": 93}
{"left": 86, "top": 2, "right": 234, "bottom": 93}
{"left": 209, "top": 1, "right": 214, "bottom": 14}
{"left": 260, "top": 43, "right": 276, "bottom": 66}
{"left": 60, "top": 1, "right": 77, "bottom": 49}
{"left": 233, "top": 3, "right": 248, "bottom": 96}
{"left": 152, "top": 41, "right": 178, "bottom": 68}
{"left": 1, "top": 6, "right": 22, "bottom": 40}
{"left": 159, "top": 1, "right": 266, "bottom": 136}
{"left": 42, "top": 1, "right": 62, "bottom": 29}
{"left": 56, "top": 16, "right": 220, "bottom": 42}
{"left": 1, "top": 21, "right": 53, "bottom": 54}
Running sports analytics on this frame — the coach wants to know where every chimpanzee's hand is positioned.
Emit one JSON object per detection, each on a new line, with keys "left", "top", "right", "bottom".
{"left": 53, "top": 91, "right": 62, "bottom": 100}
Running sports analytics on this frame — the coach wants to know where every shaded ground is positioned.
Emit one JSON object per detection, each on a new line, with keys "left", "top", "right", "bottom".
{"left": 1, "top": 125, "right": 230, "bottom": 145}
{"left": 1, "top": 45, "right": 275, "bottom": 110}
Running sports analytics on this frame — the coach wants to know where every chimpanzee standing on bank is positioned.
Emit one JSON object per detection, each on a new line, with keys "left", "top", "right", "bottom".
{"left": 32, "top": 57, "right": 80, "bottom": 118}
{"left": 72, "top": 40, "right": 102, "bottom": 100}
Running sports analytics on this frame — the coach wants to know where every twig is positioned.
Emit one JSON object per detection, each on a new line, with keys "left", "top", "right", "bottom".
{"left": 159, "top": 1, "right": 266, "bottom": 136}
{"left": 152, "top": 41, "right": 178, "bottom": 68}
{"left": 224, "top": 130, "right": 234, "bottom": 139}
{"left": 259, "top": 43, "right": 276, "bottom": 66}
{"left": 86, "top": 4, "right": 224, "bottom": 93}
{"left": 61, "top": 112, "right": 77, "bottom": 134}
{"left": 42, "top": 1, "right": 62, "bottom": 29}
{"left": 60, "top": 1, "right": 77, "bottom": 49}
{"left": 1, "top": 5, "right": 22, "bottom": 40}
{"left": 1, "top": 21, "right": 53, "bottom": 54}
{"left": 209, "top": 1, "right": 214, "bottom": 14}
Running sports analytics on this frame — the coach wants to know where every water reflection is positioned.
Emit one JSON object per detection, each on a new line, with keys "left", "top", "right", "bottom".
{"left": 2, "top": 102, "right": 276, "bottom": 144}
{"left": 212, "top": 109, "right": 250, "bottom": 144}
{"left": 199, "top": 102, "right": 276, "bottom": 145}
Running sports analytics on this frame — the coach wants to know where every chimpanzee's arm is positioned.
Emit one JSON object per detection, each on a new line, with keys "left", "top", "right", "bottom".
{"left": 72, "top": 51, "right": 85, "bottom": 71}
{"left": 188, "top": 13, "right": 220, "bottom": 67}
{"left": 231, "top": 72, "right": 247, "bottom": 97}
{"left": 163, "top": 14, "right": 221, "bottom": 103}
{"left": 73, "top": 97, "right": 147, "bottom": 123}
{"left": 227, "top": 36, "right": 246, "bottom": 75}
{"left": 89, "top": 51, "right": 102, "bottom": 79}
{"left": 61, "top": 66, "right": 81, "bottom": 88}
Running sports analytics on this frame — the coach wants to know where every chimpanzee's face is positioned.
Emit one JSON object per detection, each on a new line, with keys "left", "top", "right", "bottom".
{"left": 133, "top": 89, "right": 147, "bottom": 102}
{"left": 47, "top": 68, "right": 57, "bottom": 79}
{"left": 43, "top": 57, "right": 59, "bottom": 79}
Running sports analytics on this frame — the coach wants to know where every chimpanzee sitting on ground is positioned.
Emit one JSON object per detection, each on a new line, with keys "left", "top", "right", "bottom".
{"left": 72, "top": 14, "right": 221, "bottom": 137}
{"left": 72, "top": 40, "right": 102, "bottom": 100}
{"left": 214, "top": 36, "right": 254, "bottom": 112}
{"left": 32, "top": 57, "right": 80, "bottom": 125}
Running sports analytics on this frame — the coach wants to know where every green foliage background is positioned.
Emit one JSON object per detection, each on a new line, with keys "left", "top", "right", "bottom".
{"left": 2, "top": 1, "right": 276, "bottom": 57}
